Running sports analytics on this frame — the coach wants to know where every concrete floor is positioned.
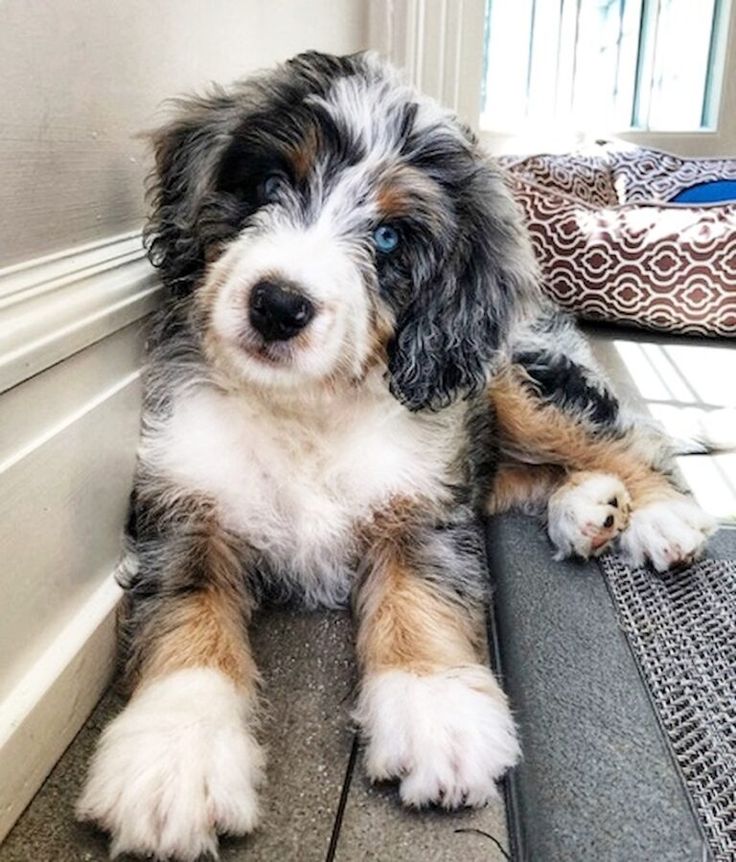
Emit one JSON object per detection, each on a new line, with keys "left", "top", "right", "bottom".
{"left": 0, "top": 608, "right": 510, "bottom": 862}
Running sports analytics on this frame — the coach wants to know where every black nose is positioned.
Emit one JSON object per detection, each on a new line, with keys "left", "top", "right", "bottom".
{"left": 248, "top": 280, "right": 315, "bottom": 342}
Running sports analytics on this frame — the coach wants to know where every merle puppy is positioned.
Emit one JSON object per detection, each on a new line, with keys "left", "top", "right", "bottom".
{"left": 77, "top": 51, "right": 714, "bottom": 860}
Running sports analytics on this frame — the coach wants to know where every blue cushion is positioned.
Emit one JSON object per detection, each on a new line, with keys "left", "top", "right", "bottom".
{"left": 672, "top": 179, "right": 736, "bottom": 203}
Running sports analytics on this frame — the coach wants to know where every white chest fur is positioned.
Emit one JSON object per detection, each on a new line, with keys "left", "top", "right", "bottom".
{"left": 145, "top": 383, "right": 460, "bottom": 605}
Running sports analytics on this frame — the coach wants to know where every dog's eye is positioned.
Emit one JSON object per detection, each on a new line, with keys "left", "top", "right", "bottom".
{"left": 373, "top": 224, "right": 400, "bottom": 254}
{"left": 260, "top": 173, "right": 286, "bottom": 203}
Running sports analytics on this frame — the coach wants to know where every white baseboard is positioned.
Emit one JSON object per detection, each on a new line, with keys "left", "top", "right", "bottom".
{"left": 0, "top": 231, "right": 160, "bottom": 395}
{"left": 0, "top": 574, "right": 121, "bottom": 843}
{"left": 0, "top": 230, "right": 157, "bottom": 841}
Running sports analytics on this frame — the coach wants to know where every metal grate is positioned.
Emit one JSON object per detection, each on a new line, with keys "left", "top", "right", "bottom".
{"left": 599, "top": 554, "right": 736, "bottom": 862}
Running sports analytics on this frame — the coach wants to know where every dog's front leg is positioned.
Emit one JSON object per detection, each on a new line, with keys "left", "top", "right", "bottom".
{"left": 353, "top": 519, "right": 520, "bottom": 808}
{"left": 77, "top": 504, "right": 263, "bottom": 862}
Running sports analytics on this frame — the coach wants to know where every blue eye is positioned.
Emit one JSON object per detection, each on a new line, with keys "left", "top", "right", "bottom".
{"left": 261, "top": 173, "right": 285, "bottom": 203}
{"left": 373, "top": 224, "right": 400, "bottom": 254}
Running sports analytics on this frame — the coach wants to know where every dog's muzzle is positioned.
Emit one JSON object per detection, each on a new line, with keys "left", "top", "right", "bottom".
{"left": 248, "top": 279, "right": 315, "bottom": 342}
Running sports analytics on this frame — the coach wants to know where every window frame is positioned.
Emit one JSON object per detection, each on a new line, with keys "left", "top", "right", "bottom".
{"left": 371, "top": 0, "right": 736, "bottom": 156}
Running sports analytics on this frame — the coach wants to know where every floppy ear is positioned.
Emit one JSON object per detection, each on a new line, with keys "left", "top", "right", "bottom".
{"left": 144, "top": 94, "right": 236, "bottom": 294}
{"left": 387, "top": 160, "right": 538, "bottom": 411}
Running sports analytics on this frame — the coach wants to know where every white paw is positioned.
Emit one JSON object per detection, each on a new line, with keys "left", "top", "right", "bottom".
{"left": 619, "top": 496, "right": 716, "bottom": 572}
{"left": 354, "top": 666, "right": 519, "bottom": 809}
{"left": 77, "top": 668, "right": 265, "bottom": 861}
{"left": 548, "top": 473, "right": 631, "bottom": 560}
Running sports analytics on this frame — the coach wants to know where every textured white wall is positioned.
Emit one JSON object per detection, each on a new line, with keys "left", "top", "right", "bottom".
{"left": 0, "top": 0, "right": 368, "bottom": 266}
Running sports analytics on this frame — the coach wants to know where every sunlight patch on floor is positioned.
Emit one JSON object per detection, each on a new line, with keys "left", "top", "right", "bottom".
{"left": 676, "top": 454, "right": 736, "bottom": 523}
{"left": 659, "top": 344, "right": 736, "bottom": 406}
{"left": 612, "top": 338, "right": 736, "bottom": 523}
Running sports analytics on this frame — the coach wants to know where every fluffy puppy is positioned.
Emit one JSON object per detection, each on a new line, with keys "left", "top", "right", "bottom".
{"left": 77, "top": 51, "right": 715, "bottom": 860}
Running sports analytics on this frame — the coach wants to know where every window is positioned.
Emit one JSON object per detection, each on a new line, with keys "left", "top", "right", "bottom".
{"left": 481, "top": 0, "right": 729, "bottom": 134}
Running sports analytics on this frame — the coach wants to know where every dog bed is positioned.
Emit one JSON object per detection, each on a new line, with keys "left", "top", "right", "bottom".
{"left": 506, "top": 176, "right": 736, "bottom": 337}
{"left": 501, "top": 144, "right": 736, "bottom": 205}
{"left": 500, "top": 144, "right": 736, "bottom": 338}
{"left": 498, "top": 151, "right": 618, "bottom": 207}
{"left": 610, "top": 147, "right": 736, "bottom": 204}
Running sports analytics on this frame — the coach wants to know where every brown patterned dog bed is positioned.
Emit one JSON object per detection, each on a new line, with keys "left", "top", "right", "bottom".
{"left": 506, "top": 173, "right": 736, "bottom": 337}
{"left": 610, "top": 147, "right": 736, "bottom": 204}
{"left": 498, "top": 151, "right": 618, "bottom": 207}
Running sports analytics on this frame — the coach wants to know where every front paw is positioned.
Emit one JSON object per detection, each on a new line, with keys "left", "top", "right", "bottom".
{"left": 619, "top": 496, "right": 716, "bottom": 572}
{"left": 77, "top": 668, "right": 265, "bottom": 861}
{"left": 354, "top": 666, "right": 519, "bottom": 809}
{"left": 547, "top": 472, "right": 631, "bottom": 560}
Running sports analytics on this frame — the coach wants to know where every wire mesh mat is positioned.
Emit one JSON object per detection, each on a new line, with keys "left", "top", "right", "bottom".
{"left": 599, "top": 555, "right": 736, "bottom": 862}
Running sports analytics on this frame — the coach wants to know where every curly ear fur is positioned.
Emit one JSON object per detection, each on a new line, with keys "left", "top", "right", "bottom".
{"left": 144, "top": 96, "right": 240, "bottom": 295}
{"left": 387, "top": 157, "right": 538, "bottom": 412}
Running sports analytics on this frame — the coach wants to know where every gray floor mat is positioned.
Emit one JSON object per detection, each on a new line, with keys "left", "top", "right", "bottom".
{"left": 599, "top": 553, "right": 736, "bottom": 862}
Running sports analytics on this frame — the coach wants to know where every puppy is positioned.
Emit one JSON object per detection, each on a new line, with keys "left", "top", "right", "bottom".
{"left": 77, "top": 51, "right": 715, "bottom": 860}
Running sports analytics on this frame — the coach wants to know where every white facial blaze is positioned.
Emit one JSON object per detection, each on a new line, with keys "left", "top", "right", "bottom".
{"left": 205, "top": 215, "right": 373, "bottom": 389}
